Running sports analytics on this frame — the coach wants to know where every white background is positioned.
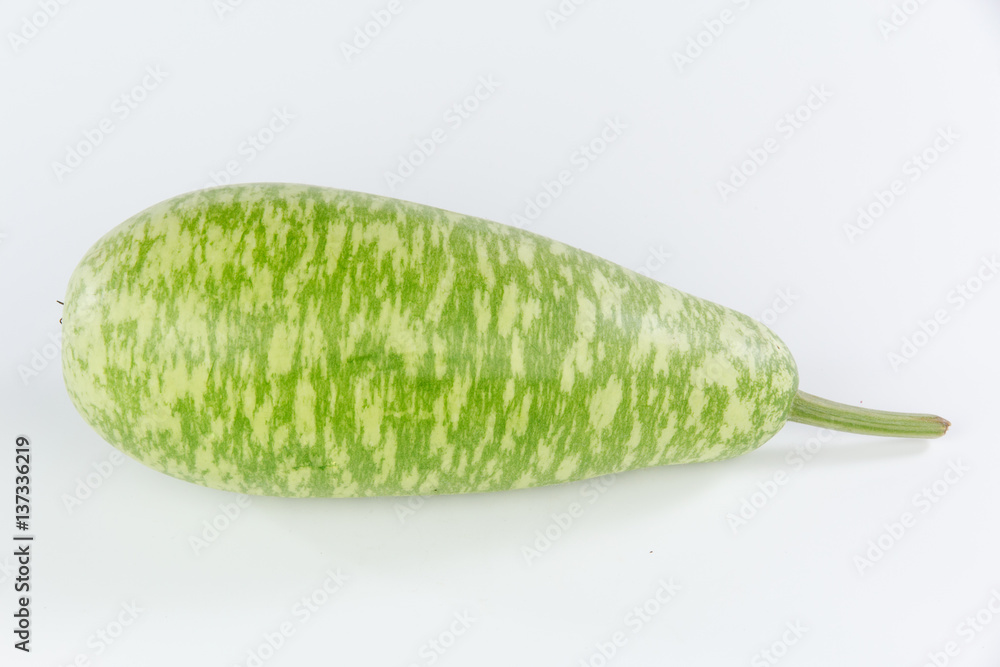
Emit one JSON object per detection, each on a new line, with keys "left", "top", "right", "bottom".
{"left": 2, "top": 1, "right": 999, "bottom": 665}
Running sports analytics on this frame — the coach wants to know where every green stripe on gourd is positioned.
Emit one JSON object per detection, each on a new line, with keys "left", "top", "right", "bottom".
{"left": 61, "top": 184, "right": 947, "bottom": 498}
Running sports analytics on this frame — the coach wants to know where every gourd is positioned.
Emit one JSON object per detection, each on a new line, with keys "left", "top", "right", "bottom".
{"left": 60, "top": 184, "right": 948, "bottom": 497}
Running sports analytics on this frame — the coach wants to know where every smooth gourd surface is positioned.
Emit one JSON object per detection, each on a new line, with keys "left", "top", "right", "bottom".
{"left": 62, "top": 184, "right": 798, "bottom": 497}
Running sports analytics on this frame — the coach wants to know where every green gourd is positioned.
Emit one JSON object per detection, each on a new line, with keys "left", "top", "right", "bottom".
{"left": 60, "top": 183, "right": 949, "bottom": 497}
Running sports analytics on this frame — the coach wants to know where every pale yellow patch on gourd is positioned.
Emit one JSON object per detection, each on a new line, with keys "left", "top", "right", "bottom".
{"left": 517, "top": 241, "right": 535, "bottom": 267}
{"left": 627, "top": 311, "right": 653, "bottom": 368}
{"left": 560, "top": 354, "right": 576, "bottom": 394}
{"left": 381, "top": 296, "right": 428, "bottom": 376}
{"left": 446, "top": 374, "right": 472, "bottom": 425}
{"left": 500, "top": 431, "right": 516, "bottom": 453}
{"left": 511, "top": 469, "right": 537, "bottom": 489}
{"left": 428, "top": 421, "right": 448, "bottom": 457}
{"left": 300, "top": 304, "right": 324, "bottom": 362}
{"left": 248, "top": 265, "right": 274, "bottom": 306}
{"left": 325, "top": 439, "right": 350, "bottom": 476}
{"left": 591, "top": 268, "right": 625, "bottom": 326}
{"left": 454, "top": 449, "right": 469, "bottom": 480}
{"left": 192, "top": 439, "right": 227, "bottom": 483}
{"left": 283, "top": 467, "right": 313, "bottom": 496}
{"left": 250, "top": 394, "right": 275, "bottom": 448}
{"left": 512, "top": 392, "right": 532, "bottom": 436}
{"left": 374, "top": 427, "right": 397, "bottom": 484}
{"left": 270, "top": 424, "right": 289, "bottom": 454}
{"left": 293, "top": 377, "right": 317, "bottom": 449}
{"left": 717, "top": 397, "right": 751, "bottom": 441}
{"left": 472, "top": 414, "right": 496, "bottom": 466}
{"left": 656, "top": 418, "right": 678, "bottom": 453}
{"left": 520, "top": 296, "right": 541, "bottom": 331}
{"left": 300, "top": 192, "right": 317, "bottom": 220}
{"left": 159, "top": 358, "right": 207, "bottom": 405}
{"left": 202, "top": 224, "right": 236, "bottom": 281}
{"left": 238, "top": 224, "right": 258, "bottom": 274}
{"left": 418, "top": 471, "right": 441, "bottom": 494}
{"left": 476, "top": 241, "right": 495, "bottom": 288}
{"left": 554, "top": 452, "right": 580, "bottom": 481}
{"left": 432, "top": 333, "right": 448, "bottom": 379}
{"left": 342, "top": 304, "right": 368, "bottom": 360}
{"left": 473, "top": 290, "right": 491, "bottom": 336}
{"left": 155, "top": 224, "right": 187, "bottom": 274}
{"left": 510, "top": 330, "right": 525, "bottom": 377}
{"left": 618, "top": 422, "right": 644, "bottom": 469}
{"left": 428, "top": 220, "right": 442, "bottom": 248}
{"left": 194, "top": 447, "right": 216, "bottom": 476}
{"left": 685, "top": 387, "right": 707, "bottom": 428}
{"left": 425, "top": 263, "right": 456, "bottom": 322}
{"left": 560, "top": 294, "right": 598, "bottom": 392}
{"left": 502, "top": 379, "right": 516, "bottom": 405}
{"left": 589, "top": 376, "right": 623, "bottom": 433}
{"left": 497, "top": 282, "right": 520, "bottom": 338}
{"left": 715, "top": 317, "right": 752, "bottom": 355}
{"left": 399, "top": 466, "right": 421, "bottom": 493}
{"left": 324, "top": 222, "right": 348, "bottom": 275}
{"left": 656, "top": 284, "right": 685, "bottom": 319}
{"left": 334, "top": 479, "right": 360, "bottom": 498}
{"left": 81, "top": 326, "right": 108, "bottom": 383}
{"left": 338, "top": 274, "right": 354, "bottom": 321}
{"left": 697, "top": 441, "right": 727, "bottom": 461}
{"left": 267, "top": 321, "right": 294, "bottom": 376}
{"left": 354, "top": 378, "right": 385, "bottom": 448}
{"left": 690, "top": 351, "right": 737, "bottom": 387}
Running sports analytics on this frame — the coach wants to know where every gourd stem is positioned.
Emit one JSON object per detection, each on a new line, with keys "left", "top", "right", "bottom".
{"left": 788, "top": 391, "right": 950, "bottom": 439}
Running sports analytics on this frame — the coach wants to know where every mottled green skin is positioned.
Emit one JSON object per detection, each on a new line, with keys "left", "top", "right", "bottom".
{"left": 62, "top": 183, "right": 799, "bottom": 497}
